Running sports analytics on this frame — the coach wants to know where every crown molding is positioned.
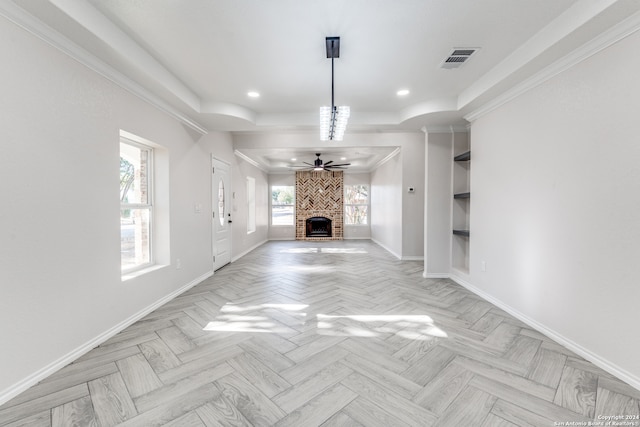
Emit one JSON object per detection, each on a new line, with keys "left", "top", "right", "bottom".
{"left": 459, "top": 0, "right": 618, "bottom": 110}
{"left": 465, "top": 8, "right": 640, "bottom": 123}
{"left": 0, "top": 2, "right": 208, "bottom": 135}
{"left": 399, "top": 98, "right": 458, "bottom": 123}
{"left": 369, "top": 147, "right": 401, "bottom": 172}
{"left": 50, "top": 0, "right": 201, "bottom": 111}
{"left": 424, "top": 125, "right": 469, "bottom": 134}
{"left": 234, "top": 150, "right": 268, "bottom": 172}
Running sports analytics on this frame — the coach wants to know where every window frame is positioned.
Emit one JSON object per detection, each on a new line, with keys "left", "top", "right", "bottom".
{"left": 271, "top": 185, "right": 295, "bottom": 226}
{"left": 344, "top": 184, "right": 369, "bottom": 226}
{"left": 120, "top": 137, "right": 154, "bottom": 274}
{"left": 247, "top": 176, "right": 256, "bottom": 234}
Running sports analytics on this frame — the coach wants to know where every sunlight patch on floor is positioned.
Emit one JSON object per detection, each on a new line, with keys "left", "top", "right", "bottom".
{"left": 203, "top": 320, "right": 280, "bottom": 333}
{"left": 280, "top": 247, "right": 368, "bottom": 254}
{"left": 203, "top": 303, "right": 308, "bottom": 333}
{"left": 277, "top": 265, "right": 335, "bottom": 273}
{"left": 320, "top": 248, "right": 368, "bottom": 254}
{"left": 220, "top": 303, "right": 308, "bottom": 313}
{"left": 316, "top": 314, "right": 448, "bottom": 340}
{"left": 204, "top": 303, "right": 447, "bottom": 341}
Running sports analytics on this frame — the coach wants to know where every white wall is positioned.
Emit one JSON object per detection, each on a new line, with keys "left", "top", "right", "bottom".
{"left": 402, "top": 137, "right": 426, "bottom": 259}
{"left": 0, "top": 17, "right": 228, "bottom": 403}
{"left": 466, "top": 29, "right": 640, "bottom": 388}
{"left": 371, "top": 151, "right": 403, "bottom": 258}
{"left": 424, "top": 131, "right": 453, "bottom": 276}
{"left": 231, "top": 156, "right": 269, "bottom": 258}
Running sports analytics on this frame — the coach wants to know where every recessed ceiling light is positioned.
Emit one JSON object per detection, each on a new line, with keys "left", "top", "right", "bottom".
{"left": 397, "top": 89, "right": 410, "bottom": 96}
{"left": 291, "top": 158, "right": 297, "bottom": 161}
{"left": 340, "top": 157, "right": 347, "bottom": 161}
{"left": 247, "top": 91, "right": 260, "bottom": 98}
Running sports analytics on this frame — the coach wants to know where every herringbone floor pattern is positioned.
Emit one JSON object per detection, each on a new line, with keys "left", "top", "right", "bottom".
{"left": 1, "top": 240, "right": 639, "bottom": 426}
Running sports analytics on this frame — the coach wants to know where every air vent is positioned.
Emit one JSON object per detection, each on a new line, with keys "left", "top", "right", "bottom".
{"left": 441, "top": 48, "right": 479, "bottom": 69}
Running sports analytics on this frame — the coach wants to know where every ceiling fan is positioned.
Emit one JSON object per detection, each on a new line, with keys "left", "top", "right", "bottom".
{"left": 292, "top": 153, "right": 351, "bottom": 171}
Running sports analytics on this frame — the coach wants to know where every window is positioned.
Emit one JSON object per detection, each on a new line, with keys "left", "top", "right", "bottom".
{"left": 218, "top": 179, "right": 225, "bottom": 227}
{"left": 247, "top": 177, "right": 256, "bottom": 233}
{"left": 120, "top": 139, "right": 153, "bottom": 272}
{"left": 272, "top": 185, "right": 294, "bottom": 225}
{"left": 344, "top": 184, "right": 369, "bottom": 225}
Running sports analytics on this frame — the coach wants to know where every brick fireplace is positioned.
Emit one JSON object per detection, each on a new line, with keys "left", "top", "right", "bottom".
{"left": 295, "top": 170, "right": 343, "bottom": 240}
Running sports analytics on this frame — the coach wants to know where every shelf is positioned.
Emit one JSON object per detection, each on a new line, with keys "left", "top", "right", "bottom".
{"left": 454, "top": 151, "right": 471, "bottom": 161}
{"left": 453, "top": 229, "right": 470, "bottom": 237}
{"left": 454, "top": 192, "right": 470, "bottom": 199}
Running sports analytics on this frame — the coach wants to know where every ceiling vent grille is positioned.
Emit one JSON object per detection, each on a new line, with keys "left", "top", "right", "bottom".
{"left": 441, "top": 48, "right": 479, "bottom": 69}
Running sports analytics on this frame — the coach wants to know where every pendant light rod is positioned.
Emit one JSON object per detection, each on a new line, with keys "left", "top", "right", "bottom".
{"left": 326, "top": 36, "right": 340, "bottom": 111}
{"left": 331, "top": 53, "right": 335, "bottom": 110}
{"left": 320, "top": 36, "right": 349, "bottom": 141}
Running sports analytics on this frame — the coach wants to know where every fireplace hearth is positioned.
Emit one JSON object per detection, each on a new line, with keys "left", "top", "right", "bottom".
{"left": 306, "top": 217, "right": 332, "bottom": 237}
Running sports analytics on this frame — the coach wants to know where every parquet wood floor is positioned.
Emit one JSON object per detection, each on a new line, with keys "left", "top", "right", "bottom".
{"left": 1, "top": 240, "right": 639, "bottom": 426}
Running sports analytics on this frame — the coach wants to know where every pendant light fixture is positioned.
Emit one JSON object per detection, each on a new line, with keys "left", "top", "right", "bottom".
{"left": 320, "top": 37, "right": 350, "bottom": 141}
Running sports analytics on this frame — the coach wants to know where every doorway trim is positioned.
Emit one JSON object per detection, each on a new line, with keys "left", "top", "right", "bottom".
{"left": 212, "top": 156, "right": 232, "bottom": 271}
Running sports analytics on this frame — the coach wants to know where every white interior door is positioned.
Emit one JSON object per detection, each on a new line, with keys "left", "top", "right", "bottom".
{"left": 212, "top": 157, "right": 231, "bottom": 271}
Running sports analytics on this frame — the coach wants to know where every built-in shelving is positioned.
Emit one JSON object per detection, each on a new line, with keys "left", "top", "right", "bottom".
{"left": 452, "top": 135, "right": 471, "bottom": 274}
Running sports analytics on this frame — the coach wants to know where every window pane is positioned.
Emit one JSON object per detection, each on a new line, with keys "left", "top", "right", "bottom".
{"left": 272, "top": 186, "right": 294, "bottom": 225}
{"left": 345, "top": 205, "right": 368, "bottom": 225}
{"left": 247, "top": 177, "right": 256, "bottom": 233}
{"left": 345, "top": 185, "right": 369, "bottom": 225}
{"left": 345, "top": 185, "right": 368, "bottom": 204}
{"left": 218, "top": 179, "right": 225, "bottom": 226}
{"left": 120, "top": 143, "right": 149, "bottom": 205}
{"left": 121, "top": 208, "right": 151, "bottom": 271}
{"left": 272, "top": 205, "right": 294, "bottom": 225}
{"left": 272, "top": 186, "right": 294, "bottom": 204}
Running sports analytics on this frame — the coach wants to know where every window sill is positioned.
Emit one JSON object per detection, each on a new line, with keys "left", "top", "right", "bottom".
{"left": 121, "top": 264, "right": 167, "bottom": 282}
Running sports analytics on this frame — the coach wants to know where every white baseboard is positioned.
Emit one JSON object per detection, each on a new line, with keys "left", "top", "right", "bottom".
{"left": 371, "top": 238, "right": 402, "bottom": 260}
{"left": 423, "top": 272, "right": 449, "bottom": 278}
{"left": 371, "top": 240, "right": 423, "bottom": 261}
{"left": 0, "top": 270, "right": 213, "bottom": 406}
{"left": 448, "top": 273, "right": 640, "bottom": 392}
{"left": 267, "top": 237, "right": 296, "bottom": 241}
{"left": 232, "top": 240, "right": 267, "bottom": 262}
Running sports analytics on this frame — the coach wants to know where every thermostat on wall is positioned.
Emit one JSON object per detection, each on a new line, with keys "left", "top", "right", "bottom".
{"left": 407, "top": 187, "right": 415, "bottom": 193}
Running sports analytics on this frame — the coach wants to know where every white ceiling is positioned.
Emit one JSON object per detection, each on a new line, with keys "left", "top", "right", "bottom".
{"left": 7, "top": 0, "right": 640, "bottom": 171}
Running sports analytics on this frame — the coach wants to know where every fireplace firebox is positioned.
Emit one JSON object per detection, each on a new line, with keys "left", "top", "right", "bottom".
{"left": 306, "top": 217, "right": 332, "bottom": 237}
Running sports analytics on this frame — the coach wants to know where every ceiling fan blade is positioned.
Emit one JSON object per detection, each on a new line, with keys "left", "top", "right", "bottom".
{"left": 294, "top": 155, "right": 350, "bottom": 171}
